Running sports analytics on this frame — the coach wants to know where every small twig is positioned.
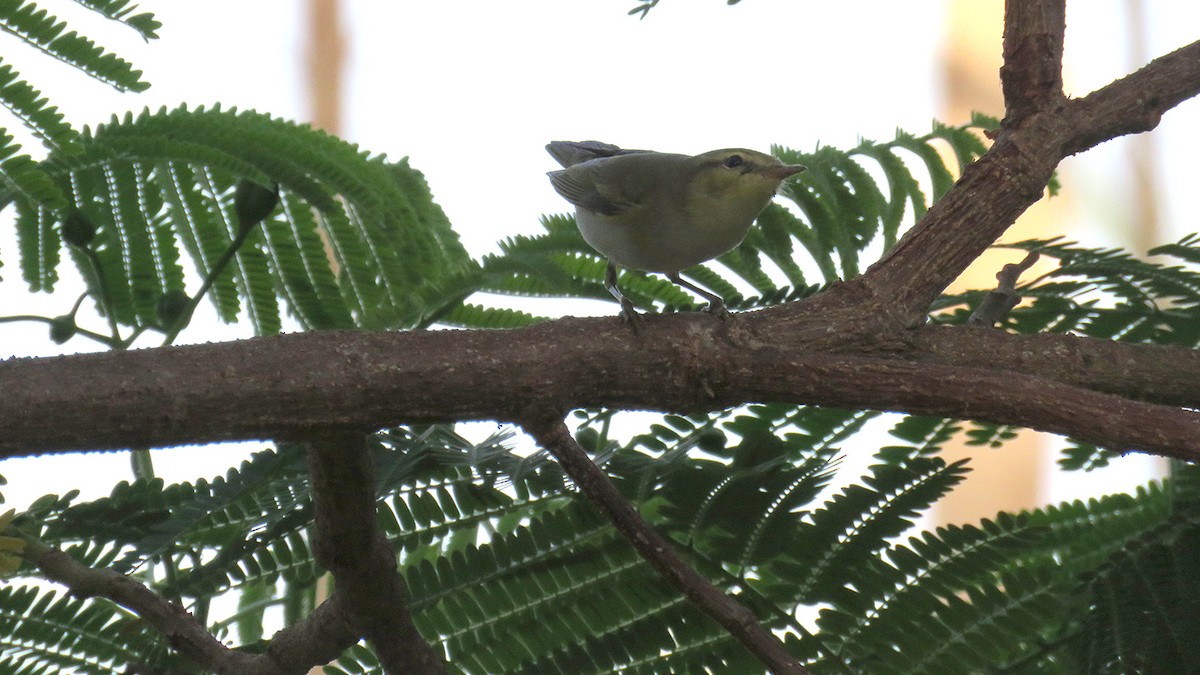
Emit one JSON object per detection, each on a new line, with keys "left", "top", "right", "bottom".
{"left": 23, "top": 534, "right": 284, "bottom": 675}
{"left": 18, "top": 485, "right": 388, "bottom": 674}
{"left": 0, "top": 314, "right": 118, "bottom": 347}
{"left": 968, "top": 251, "right": 1040, "bottom": 326}
{"left": 519, "top": 410, "right": 810, "bottom": 675}
{"left": 161, "top": 218, "right": 262, "bottom": 346}
{"left": 79, "top": 247, "right": 124, "bottom": 344}
{"left": 305, "top": 431, "right": 447, "bottom": 674}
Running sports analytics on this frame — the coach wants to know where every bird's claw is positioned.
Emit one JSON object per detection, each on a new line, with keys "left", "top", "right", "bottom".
{"left": 703, "top": 300, "right": 731, "bottom": 319}
{"left": 618, "top": 299, "right": 643, "bottom": 329}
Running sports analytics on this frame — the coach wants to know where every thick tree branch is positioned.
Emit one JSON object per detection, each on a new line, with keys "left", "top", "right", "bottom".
{"left": 0, "top": 4, "right": 1194, "bottom": 466}
{"left": 744, "top": 356, "right": 1200, "bottom": 462}
{"left": 520, "top": 412, "right": 810, "bottom": 675}
{"left": 4, "top": 6, "right": 1200, "bottom": 672}
{"left": 2, "top": 317, "right": 1200, "bottom": 460}
{"left": 306, "top": 431, "right": 447, "bottom": 674}
{"left": 1064, "top": 39, "right": 1200, "bottom": 156}
{"left": 258, "top": 591, "right": 363, "bottom": 674}
{"left": 910, "top": 326, "right": 1200, "bottom": 408}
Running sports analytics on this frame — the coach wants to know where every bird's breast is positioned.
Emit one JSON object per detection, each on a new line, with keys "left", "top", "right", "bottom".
{"left": 575, "top": 200, "right": 757, "bottom": 274}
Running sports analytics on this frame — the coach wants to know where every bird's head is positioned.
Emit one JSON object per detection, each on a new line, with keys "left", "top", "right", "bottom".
{"left": 689, "top": 148, "right": 806, "bottom": 199}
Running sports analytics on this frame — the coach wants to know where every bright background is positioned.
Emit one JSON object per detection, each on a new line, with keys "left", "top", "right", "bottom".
{"left": 1, "top": 1, "right": 1197, "bottom": 534}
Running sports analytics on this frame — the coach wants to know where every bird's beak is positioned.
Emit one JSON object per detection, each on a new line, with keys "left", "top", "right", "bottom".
{"left": 766, "top": 164, "right": 807, "bottom": 181}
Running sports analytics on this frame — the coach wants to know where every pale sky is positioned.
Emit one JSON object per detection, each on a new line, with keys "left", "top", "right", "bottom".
{"left": 1, "top": 2, "right": 1197, "bottom": 512}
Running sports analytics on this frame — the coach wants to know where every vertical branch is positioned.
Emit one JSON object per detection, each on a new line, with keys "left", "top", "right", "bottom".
{"left": 845, "top": 0, "right": 1070, "bottom": 318}
{"left": 520, "top": 411, "right": 811, "bottom": 675}
{"left": 306, "top": 431, "right": 447, "bottom": 674}
{"left": 305, "top": 0, "right": 346, "bottom": 133}
{"left": 1000, "top": 0, "right": 1066, "bottom": 120}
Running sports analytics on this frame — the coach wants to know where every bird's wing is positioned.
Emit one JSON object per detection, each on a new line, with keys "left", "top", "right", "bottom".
{"left": 547, "top": 166, "right": 640, "bottom": 216}
{"left": 546, "top": 140, "right": 622, "bottom": 168}
{"left": 545, "top": 140, "right": 649, "bottom": 168}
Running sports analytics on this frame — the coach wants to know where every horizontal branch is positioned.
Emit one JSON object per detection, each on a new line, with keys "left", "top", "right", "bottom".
{"left": 910, "top": 325, "right": 1200, "bottom": 408}
{"left": 0, "top": 4, "right": 1193, "bottom": 470}
{"left": 3, "top": 314, "right": 1198, "bottom": 461}
{"left": 745, "top": 354, "right": 1200, "bottom": 462}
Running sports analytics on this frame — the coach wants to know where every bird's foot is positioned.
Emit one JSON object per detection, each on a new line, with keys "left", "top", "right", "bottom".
{"left": 619, "top": 299, "right": 643, "bottom": 329}
{"left": 703, "top": 299, "right": 731, "bottom": 319}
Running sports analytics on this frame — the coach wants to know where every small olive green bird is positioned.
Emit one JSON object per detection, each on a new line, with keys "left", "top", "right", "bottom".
{"left": 546, "top": 140, "right": 805, "bottom": 320}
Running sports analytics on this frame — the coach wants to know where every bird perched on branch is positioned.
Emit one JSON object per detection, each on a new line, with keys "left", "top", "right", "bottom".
{"left": 546, "top": 140, "right": 805, "bottom": 321}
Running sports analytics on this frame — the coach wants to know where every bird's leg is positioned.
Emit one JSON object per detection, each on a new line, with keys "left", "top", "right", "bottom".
{"left": 606, "top": 261, "right": 640, "bottom": 323}
{"left": 667, "top": 272, "right": 729, "bottom": 318}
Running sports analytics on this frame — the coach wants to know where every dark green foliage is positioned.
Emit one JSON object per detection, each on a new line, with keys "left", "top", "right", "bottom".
{"left": 938, "top": 236, "right": 1200, "bottom": 349}
{"left": 0, "top": 585, "right": 180, "bottom": 674}
{"left": 1071, "top": 519, "right": 1200, "bottom": 672}
{"left": 0, "top": 61, "right": 82, "bottom": 156}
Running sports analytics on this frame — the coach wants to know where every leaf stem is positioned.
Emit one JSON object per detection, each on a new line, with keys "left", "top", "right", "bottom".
{"left": 161, "top": 218, "right": 261, "bottom": 346}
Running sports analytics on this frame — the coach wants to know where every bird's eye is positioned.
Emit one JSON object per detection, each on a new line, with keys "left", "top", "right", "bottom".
{"left": 723, "top": 155, "right": 745, "bottom": 169}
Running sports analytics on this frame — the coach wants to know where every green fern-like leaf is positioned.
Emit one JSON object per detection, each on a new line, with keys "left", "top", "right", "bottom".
{"left": 657, "top": 453, "right": 836, "bottom": 567}
{"left": 877, "top": 415, "right": 963, "bottom": 464}
{"left": 0, "top": 0, "right": 149, "bottom": 92}
{"left": 816, "top": 514, "right": 1055, "bottom": 672}
{"left": 1074, "top": 522, "right": 1200, "bottom": 674}
{"left": 72, "top": 0, "right": 160, "bottom": 39}
{"left": 882, "top": 565, "right": 1069, "bottom": 675}
{"left": 765, "top": 457, "right": 972, "bottom": 605}
{"left": 1020, "top": 483, "right": 1173, "bottom": 581}
{"left": 956, "top": 237, "right": 1200, "bottom": 349}
{"left": 0, "top": 585, "right": 175, "bottom": 674}
{"left": 262, "top": 192, "right": 354, "bottom": 329}
{"left": 8, "top": 105, "right": 473, "bottom": 335}
{"left": 157, "top": 161, "right": 241, "bottom": 322}
{"left": 322, "top": 643, "right": 382, "bottom": 674}
{"left": 0, "top": 59, "right": 81, "bottom": 154}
